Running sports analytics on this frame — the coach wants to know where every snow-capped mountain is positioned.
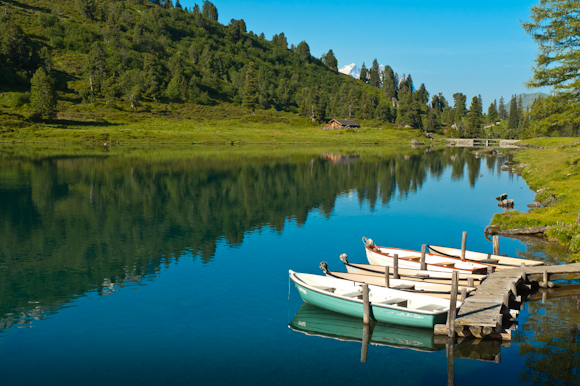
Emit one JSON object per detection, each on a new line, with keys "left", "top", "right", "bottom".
{"left": 339, "top": 63, "right": 386, "bottom": 79}
{"left": 339, "top": 63, "right": 360, "bottom": 79}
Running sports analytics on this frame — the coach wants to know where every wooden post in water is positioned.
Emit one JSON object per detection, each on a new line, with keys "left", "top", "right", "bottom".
{"left": 447, "top": 270, "right": 459, "bottom": 338}
{"left": 420, "top": 244, "right": 427, "bottom": 270}
{"left": 447, "top": 337, "right": 455, "bottom": 386}
{"left": 493, "top": 235, "right": 499, "bottom": 255}
{"left": 393, "top": 254, "right": 400, "bottom": 279}
{"left": 361, "top": 322, "right": 370, "bottom": 363}
{"left": 461, "top": 232, "right": 467, "bottom": 260}
{"left": 362, "top": 284, "right": 370, "bottom": 325}
{"left": 384, "top": 266, "right": 390, "bottom": 288}
{"left": 461, "top": 287, "right": 467, "bottom": 303}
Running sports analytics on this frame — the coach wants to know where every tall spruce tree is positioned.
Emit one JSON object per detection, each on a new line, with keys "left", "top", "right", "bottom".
{"left": 242, "top": 62, "right": 259, "bottom": 113}
{"left": 498, "top": 96, "right": 507, "bottom": 120}
{"left": 359, "top": 62, "right": 368, "bottom": 83}
{"left": 487, "top": 100, "right": 498, "bottom": 122}
{"left": 453, "top": 92, "right": 467, "bottom": 122}
{"left": 369, "top": 59, "right": 381, "bottom": 88}
{"left": 382, "top": 65, "right": 397, "bottom": 100}
{"left": 321, "top": 49, "right": 338, "bottom": 71}
{"left": 467, "top": 96, "right": 483, "bottom": 137}
{"left": 507, "top": 95, "right": 519, "bottom": 135}
{"left": 30, "top": 67, "right": 57, "bottom": 120}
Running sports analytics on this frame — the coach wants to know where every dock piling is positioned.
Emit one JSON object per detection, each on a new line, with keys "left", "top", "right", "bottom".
{"left": 492, "top": 235, "right": 499, "bottom": 255}
{"left": 461, "top": 232, "right": 467, "bottom": 260}
{"left": 420, "top": 244, "right": 427, "bottom": 270}
{"left": 384, "top": 266, "right": 390, "bottom": 288}
{"left": 393, "top": 254, "right": 399, "bottom": 279}
{"left": 362, "top": 284, "right": 370, "bottom": 324}
{"left": 447, "top": 271, "right": 459, "bottom": 338}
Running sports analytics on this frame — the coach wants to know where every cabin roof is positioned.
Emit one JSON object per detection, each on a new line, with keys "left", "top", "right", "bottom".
{"left": 329, "top": 119, "right": 361, "bottom": 127}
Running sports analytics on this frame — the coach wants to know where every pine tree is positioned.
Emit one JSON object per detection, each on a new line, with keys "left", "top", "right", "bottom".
{"left": 296, "top": 41, "right": 310, "bottom": 61}
{"left": 369, "top": 59, "right": 381, "bottom": 88}
{"left": 382, "top": 65, "right": 397, "bottom": 100}
{"left": 487, "top": 100, "right": 498, "bottom": 122}
{"left": 453, "top": 93, "right": 467, "bottom": 122}
{"left": 30, "top": 67, "right": 57, "bottom": 120}
{"left": 242, "top": 62, "right": 259, "bottom": 113}
{"left": 507, "top": 95, "right": 519, "bottom": 134}
{"left": 359, "top": 62, "right": 368, "bottom": 83}
{"left": 498, "top": 96, "right": 507, "bottom": 120}
{"left": 321, "top": 49, "right": 337, "bottom": 71}
{"left": 467, "top": 96, "right": 483, "bottom": 137}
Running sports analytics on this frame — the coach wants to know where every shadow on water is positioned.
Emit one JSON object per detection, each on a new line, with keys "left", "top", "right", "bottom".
{"left": 0, "top": 145, "right": 519, "bottom": 332}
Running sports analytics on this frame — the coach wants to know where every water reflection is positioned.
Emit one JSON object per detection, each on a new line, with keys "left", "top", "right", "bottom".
{"left": 0, "top": 146, "right": 504, "bottom": 331}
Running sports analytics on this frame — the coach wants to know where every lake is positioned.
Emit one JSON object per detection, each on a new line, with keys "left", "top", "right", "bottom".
{"left": 0, "top": 145, "right": 578, "bottom": 385}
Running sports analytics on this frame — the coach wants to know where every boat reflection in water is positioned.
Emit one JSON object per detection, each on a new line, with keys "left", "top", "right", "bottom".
{"left": 289, "top": 303, "right": 445, "bottom": 353}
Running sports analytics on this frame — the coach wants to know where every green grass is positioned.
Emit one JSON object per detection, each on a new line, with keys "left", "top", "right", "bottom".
{"left": 490, "top": 137, "right": 580, "bottom": 259}
{"left": 0, "top": 95, "right": 432, "bottom": 145}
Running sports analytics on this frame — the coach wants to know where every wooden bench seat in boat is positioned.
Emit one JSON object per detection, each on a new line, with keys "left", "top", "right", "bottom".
{"left": 405, "top": 256, "right": 422, "bottom": 261}
{"left": 415, "top": 304, "right": 446, "bottom": 312}
{"left": 392, "top": 284, "right": 415, "bottom": 290}
{"left": 340, "top": 290, "right": 363, "bottom": 298}
{"left": 377, "top": 297, "right": 408, "bottom": 307}
{"left": 479, "top": 258, "right": 500, "bottom": 264}
{"left": 438, "top": 262, "right": 455, "bottom": 267}
{"left": 311, "top": 285, "right": 336, "bottom": 293}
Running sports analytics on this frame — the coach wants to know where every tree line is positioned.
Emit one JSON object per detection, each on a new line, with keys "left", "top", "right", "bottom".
{"left": 1, "top": 0, "right": 568, "bottom": 138}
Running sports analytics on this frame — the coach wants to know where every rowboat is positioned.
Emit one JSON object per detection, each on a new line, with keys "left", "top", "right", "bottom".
{"left": 339, "top": 254, "right": 487, "bottom": 286}
{"left": 289, "top": 270, "right": 458, "bottom": 328}
{"left": 319, "top": 262, "right": 475, "bottom": 300}
{"left": 427, "top": 245, "right": 545, "bottom": 268}
{"left": 289, "top": 303, "right": 445, "bottom": 352}
{"left": 363, "top": 237, "right": 492, "bottom": 274}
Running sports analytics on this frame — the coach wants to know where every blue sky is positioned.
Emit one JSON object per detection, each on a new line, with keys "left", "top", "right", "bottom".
{"left": 180, "top": 0, "right": 548, "bottom": 108}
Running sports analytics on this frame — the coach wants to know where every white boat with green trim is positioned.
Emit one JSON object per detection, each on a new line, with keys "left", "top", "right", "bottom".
{"left": 289, "top": 270, "right": 457, "bottom": 329}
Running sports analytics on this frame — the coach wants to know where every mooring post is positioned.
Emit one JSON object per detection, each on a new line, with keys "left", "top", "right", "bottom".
{"left": 461, "top": 287, "right": 467, "bottom": 303}
{"left": 446, "top": 336, "right": 455, "bottom": 386}
{"left": 420, "top": 244, "right": 427, "bottom": 270}
{"left": 542, "top": 270, "right": 549, "bottom": 288}
{"left": 447, "top": 270, "right": 459, "bottom": 338}
{"left": 361, "top": 322, "right": 370, "bottom": 363}
{"left": 510, "top": 281, "right": 517, "bottom": 297}
{"left": 468, "top": 277, "right": 474, "bottom": 288}
{"left": 393, "top": 254, "right": 400, "bottom": 279}
{"left": 384, "top": 266, "right": 390, "bottom": 288}
{"left": 493, "top": 235, "right": 499, "bottom": 255}
{"left": 362, "top": 284, "right": 370, "bottom": 325}
{"left": 461, "top": 232, "right": 467, "bottom": 260}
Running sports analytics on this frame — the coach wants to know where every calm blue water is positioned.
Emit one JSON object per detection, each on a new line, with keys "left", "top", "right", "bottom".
{"left": 0, "top": 146, "right": 577, "bottom": 385}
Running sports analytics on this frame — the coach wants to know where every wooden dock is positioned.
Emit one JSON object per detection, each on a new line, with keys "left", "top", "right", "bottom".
{"left": 434, "top": 263, "right": 580, "bottom": 340}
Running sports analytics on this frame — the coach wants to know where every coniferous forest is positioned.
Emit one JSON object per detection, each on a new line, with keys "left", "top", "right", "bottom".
{"left": 0, "top": 0, "right": 578, "bottom": 139}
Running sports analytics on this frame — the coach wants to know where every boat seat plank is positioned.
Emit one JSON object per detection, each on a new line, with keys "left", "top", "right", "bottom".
{"left": 311, "top": 285, "right": 336, "bottom": 293}
{"left": 405, "top": 256, "right": 422, "bottom": 260}
{"left": 438, "top": 262, "right": 456, "bottom": 267}
{"left": 378, "top": 297, "right": 408, "bottom": 307}
{"left": 340, "top": 290, "right": 363, "bottom": 298}
{"left": 392, "top": 284, "right": 415, "bottom": 290}
{"left": 415, "top": 304, "right": 447, "bottom": 312}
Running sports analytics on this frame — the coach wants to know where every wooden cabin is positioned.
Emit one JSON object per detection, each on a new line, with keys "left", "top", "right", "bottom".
{"left": 323, "top": 119, "right": 361, "bottom": 130}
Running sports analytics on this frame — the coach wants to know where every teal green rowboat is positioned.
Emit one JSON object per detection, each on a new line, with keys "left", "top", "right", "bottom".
{"left": 289, "top": 270, "right": 456, "bottom": 329}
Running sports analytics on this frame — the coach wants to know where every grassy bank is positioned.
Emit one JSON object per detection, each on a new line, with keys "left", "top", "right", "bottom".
{"left": 490, "top": 138, "right": 580, "bottom": 260}
{"left": 0, "top": 96, "right": 431, "bottom": 145}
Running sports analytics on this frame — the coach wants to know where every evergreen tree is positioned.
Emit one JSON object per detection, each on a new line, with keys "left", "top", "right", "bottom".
{"left": 242, "top": 62, "right": 259, "bottom": 113}
{"left": 453, "top": 92, "right": 467, "bottom": 122}
{"left": 507, "top": 95, "right": 519, "bottom": 135}
{"left": 415, "top": 83, "right": 429, "bottom": 105}
{"left": 382, "top": 65, "right": 397, "bottom": 100}
{"left": 498, "top": 96, "right": 508, "bottom": 120}
{"left": 296, "top": 41, "right": 310, "bottom": 61}
{"left": 369, "top": 59, "right": 381, "bottom": 88}
{"left": 467, "top": 96, "right": 483, "bottom": 137}
{"left": 321, "top": 49, "right": 338, "bottom": 71}
{"left": 30, "top": 67, "right": 57, "bottom": 120}
{"left": 202, "top": 0, "right": 218, "bottom": 21}
{"left": 487, "top": 100, "right": 498, "bottom": 122}
{"left": 359, "top": 62, "right": 368, "bottom": 83}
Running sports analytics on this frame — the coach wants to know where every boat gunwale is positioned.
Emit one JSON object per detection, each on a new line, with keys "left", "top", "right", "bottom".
{"left": 426, "top": 244, "right": 545, "bottom": 268}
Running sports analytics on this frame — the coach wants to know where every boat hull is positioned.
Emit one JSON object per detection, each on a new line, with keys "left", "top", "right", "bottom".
{"left": 365, "top": 245, "right": 491, "bottom": 274}
{"left": 427, "top": 245, "right": 545, "bottom": 268}
{"left": 290, "top": 271, "right": 450, "bottom": 329}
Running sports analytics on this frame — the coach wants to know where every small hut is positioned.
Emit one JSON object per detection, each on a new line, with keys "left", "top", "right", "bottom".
{"left": 323, "top": 119, "right": 361, "bottom": 130}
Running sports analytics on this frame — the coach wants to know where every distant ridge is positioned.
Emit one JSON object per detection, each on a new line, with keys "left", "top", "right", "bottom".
{"left": 504, "top": 92, "right": 549, "bottom": 111}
